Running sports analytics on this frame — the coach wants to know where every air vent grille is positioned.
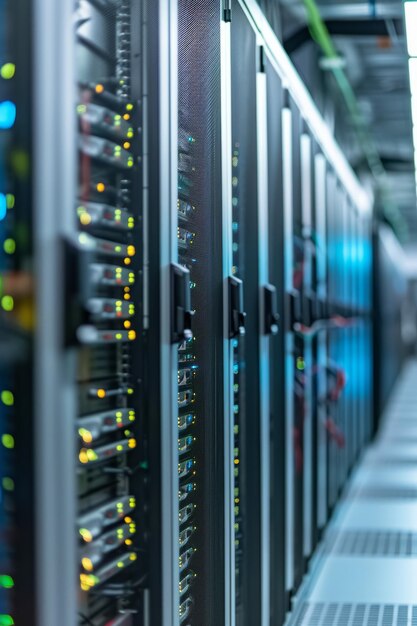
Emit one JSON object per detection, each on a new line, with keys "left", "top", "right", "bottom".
{"left": 325, "top": 531, "right": 417, "bottom": 557}
{"left": 293, "top": 603, "right": 417, "bottom": 626}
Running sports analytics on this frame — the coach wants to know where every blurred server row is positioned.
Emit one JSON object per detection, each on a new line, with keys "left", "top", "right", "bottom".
{"left": 0, "top": 0, "right": 373, "bottom": 625}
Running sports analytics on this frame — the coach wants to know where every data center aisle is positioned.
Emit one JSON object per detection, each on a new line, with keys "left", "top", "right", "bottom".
{"left": 290, "top": 359, "right": 417, "bottom": 626}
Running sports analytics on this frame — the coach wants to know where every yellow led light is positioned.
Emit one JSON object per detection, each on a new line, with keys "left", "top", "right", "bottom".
{"left": 1, "top": 63, "right": 15, "bottom": 79}
{"left": 124, "top": 320, "right": 131, "bottom": 329}
{"left": 2, "top": 434, "right": 14, "bottom": 449}
{"left": 124, "top": 293, "right": 131, "bottom": 300}
{"left": 124, "top": 516, "right": 132, "bottom": 524}
{"left": 96, "top": 182, "right": 105, "bottom": 193}
{"left": 1, "top": 295, "right": 14, "bottom": 311}
{"left": 80, "top": 212, "right": 92, "bottom": 226}
{"left": 124, "top": 257, "right": 131, "bottom": 265}
{"left": 95, "top": 83, "right": 104, "bottom": 94}
{"left": 123, "top": 113, "right": 130, "bottom": 121}
{"left": 128, "top": 438, "right": 136, "bottom": 449}
{"left": 127, "top": 388, "right": 134, "bottom": 395}
{"left": 123, "top": 142, "right": 131, "bottom": 150}
{"left": 97, "top": 389, "right": 106, "bottom": 399}
{"left": 128, "top": 330, "right": 136, "bottom": 341}
{"left": 79, "top": 528, "right": 93, "bottom": 543}
{"left": 79, "top": 449, "right": 89, "bottom": 464}
{"left": 125, "top": 539, "right": 133, "bottom": 546}
{"left": 1, "top": 391, "right": 14, "bottom": 406}
{"left": 129, "top": 553, "right": 137, "bottom": 561}
{"left": 127, "top": 245, "right": 135, "bottom": 256}
{"left": 117, "top": 561, "right": 124, "bottom": 568}
{"left": 81, "top": 557, "right": 94, "bottom": 571}
{"left": 234, "top": 459, "right": 239, "bottom": 465}
{"left": 78, "top": 428, "right": 93, "bottom": 444}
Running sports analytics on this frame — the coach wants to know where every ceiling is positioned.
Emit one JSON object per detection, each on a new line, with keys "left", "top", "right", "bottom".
{"left": 276, "top": 0, "right": 417, "bottom": 248}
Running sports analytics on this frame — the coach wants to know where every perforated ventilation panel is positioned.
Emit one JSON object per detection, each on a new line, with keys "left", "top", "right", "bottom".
{"left": 294, "top": 603, "right": 417, "bottom": 626}
{"left": 347, "top": 487, "right": 417, "bottom": 500}
{"left": 325, "top": 531, "right": 417, "bottom": 557}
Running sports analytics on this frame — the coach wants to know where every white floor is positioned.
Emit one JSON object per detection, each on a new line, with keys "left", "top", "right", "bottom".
{"left": 291, "top": 361, "right": 417, "bottom": 626}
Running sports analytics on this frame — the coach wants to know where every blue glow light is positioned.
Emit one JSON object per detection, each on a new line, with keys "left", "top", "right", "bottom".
{"left": 0, "top": 101, "right": 16, "bottom": 129}
{"left": 0, "top": 194, "right": 6, "bottom": 221}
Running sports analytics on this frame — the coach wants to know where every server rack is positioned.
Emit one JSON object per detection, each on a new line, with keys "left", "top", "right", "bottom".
{"left": 0, "top": 0, "right": 34, "bottom": 624}
{"left": 0, "top": 1, "right": 376, "bottom": 625}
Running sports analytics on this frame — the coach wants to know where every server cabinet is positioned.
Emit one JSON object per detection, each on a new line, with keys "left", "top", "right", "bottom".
{"left": 168, "top": 2, "right": 227, "bottom": 624}
{"left": 0, "top": 0, "right": 34, "bottom": 623}
{"left": 264, "top": 52, "right": 287, "bottom": 626}
{"left": 314, "top": 153, "right": 329, "bottom": 533}
{"left": 230, "top": 4, "right": 279, "bottom": 625}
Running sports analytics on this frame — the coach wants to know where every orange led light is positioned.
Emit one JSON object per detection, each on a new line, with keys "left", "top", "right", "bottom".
{"left": 123, "top": 142, "right": 131, "bottom": 150}
{"left": 95, "top": 84, "right": 104, "bottom": 94}
{"left": 124, "top": 516, "right": 132, "bottom": 524}
{"left": 123, "top": 113, "right": 130, "bottom": 121}
{"left": 96, "top": 182, "right": 105, "bottom": 193}
{"left": 97, "top": 389, "right": 106, "bottom": 399}
{"left": 124, "top": 320, "right": 131, "bottom": 329}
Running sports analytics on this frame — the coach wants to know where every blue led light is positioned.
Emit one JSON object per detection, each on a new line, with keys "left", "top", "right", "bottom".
{"left": 0, "top": 194, "right": 6, "bottom": 221}
{"left": 0, "top": 101, "right": 16, "bottom": 129}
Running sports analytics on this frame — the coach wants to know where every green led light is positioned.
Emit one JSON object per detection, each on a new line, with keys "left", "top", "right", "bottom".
{"left": 0, "top": 63, "right": 15, "bottom": 80}
{"left": 1, "top": 435, "right": 14, "bottom": 450}
{"left": 0, "top": 575, "right": 14, "bottom": 589}
{"left": 0, "top": 615, "right": 14, "bottom": 625}
{"left": 1, "top": 391, "right": 13, "bottom": 406}
{"left": 1, "top": 296, "right": 13, "bottom": 312}
{"left": 2, "top": 478, "right": 14, "bottom": 492}
{"left": 6, "top": 194, "right": 14, "bottom": 209}
{"left": 76, "top": 104, "right": 87, "bottom": 114}
{"left": 3, "top": 239, "right": 15, "bottom": 255}
{"left": 296, "top": 357, "right": 305, "bottom": 371}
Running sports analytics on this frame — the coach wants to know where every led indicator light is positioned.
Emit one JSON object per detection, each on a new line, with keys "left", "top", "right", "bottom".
{"left": 97, "top": 389, "right": 106, "bottom": 399}
{"left": 124, "top": 516, "right": 132, "bottom": 524}
{"left": 3, "top": 239, "right": 15, "bottom": 254}
{"left": 1, "top": 391, "right": 13, "bottom": 406}
{"left": 0, "top": 63, "right": 15, "bottom": 80}
{"left": 0, "top": 615, "right": 14, "bottom": 625}
{"left": 2, "top": 478, "right": 14, "bottom": 491}
{"left": 2, "top": 435, "right": 14, "bottom": 449}
{"left": 129, "top": 553, "right": 137, "bottom": 561}
{"left": 0, "top": 101, "right": 16, "bottom": 129}
{"left": 123, "top": 142, "right": 131, "bottom": 150}
{"left": 79, "top": 528, "right": 93, "bottom": 543}
{"left": 123, "top": 114, "right": 130, "bottom": 121}
{"left": 0, "top": 194, "right": 6, "bottom": 221}
{"left": 0, "top": 575, "right": 14, "bottom": 589}
{"left": 128, "top": 438, "right": 136, "bottom": 449}
{"left": 1, "top": 295, "right": 14, "bottom": 311}
{"left": 79, "top": 212, "right": 92, "bottom": 226}
{"left": 81, "top": 557, "right": 94, "bottom": 572}
{"left": 96, "top": 183, "right": 105, "bottom": 193}
{"left": 78, "top": 428, "right": 93, "bottom": 444}
{"left": 77, "top": 104, "right": 87, "bottom": 114}
{"left": 125, "top": 539, "right": 133, "bottom": 546}
{"left": 6, "top": 194, "right": 14, "bottom": 209}
{"left": 95, "top": 84, "right": 104, "bottom": 94}
{"left": 124, "top": 320, "right": 131, "bottom": 329}
{"left": 127, "top": 245, "right": 135, "bottom": 256}
{"left": 126, "top": 103, "right": 134, "bottom": 111}
{"left": 124, "top": 257, "right": 131, "bottom": 265}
